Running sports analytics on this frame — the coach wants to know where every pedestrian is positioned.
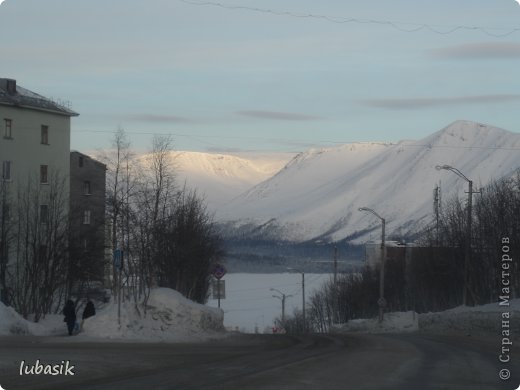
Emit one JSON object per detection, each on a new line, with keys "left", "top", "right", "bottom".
{"left": 62, "top": 300, "right": 76, "bottom": 336}
{"left": 82, "top": 300, "right": 96, "bottom": 320}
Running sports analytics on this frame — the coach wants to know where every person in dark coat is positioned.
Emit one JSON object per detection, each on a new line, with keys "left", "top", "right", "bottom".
{"left": 82, "top": 300, "right": 96, "bottom": 320}
{"left": 62, "top": 300, "right": 76, "bottom": 336}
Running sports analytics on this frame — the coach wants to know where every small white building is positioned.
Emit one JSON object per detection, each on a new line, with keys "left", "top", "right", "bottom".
{"left": 364, "top": 240, "right": 410, "bottom": 268}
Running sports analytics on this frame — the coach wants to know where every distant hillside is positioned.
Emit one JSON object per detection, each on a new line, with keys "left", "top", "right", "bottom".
{"left": 172, "top": 151, "right": 294, "bottom": 211}
{"left": 217, "top": 121, "right": 520, "bottom": 243}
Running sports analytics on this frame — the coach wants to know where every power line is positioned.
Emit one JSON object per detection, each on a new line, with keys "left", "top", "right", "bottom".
{"left": 178, "top": 0, "right": 520, "bottom": 38}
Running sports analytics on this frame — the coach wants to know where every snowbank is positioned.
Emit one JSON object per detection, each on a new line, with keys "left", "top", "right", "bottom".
{"left": 0, "top": 302, "right": 32, "bottom": 335}
{"left": 332, "top": 299, "right": 520, "bottom": 336}
{"left": 81, "top": 288, "right": 225, "bottom": 342}
{"left": 0, "top": 288, "right": 225, "bottom": 342}
{"left": 418, "top": 299, "right": 520, "bottom": 337}
{"left": 333, "top": 311, "right": 418, "bottom": 334}
{"left": 0, "top": 302, "right": 77, "bottom": 336}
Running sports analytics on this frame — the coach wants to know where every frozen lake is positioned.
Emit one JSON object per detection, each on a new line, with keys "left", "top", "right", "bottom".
{"left": 207, "top": 273, "right": 333, "bottom": 333}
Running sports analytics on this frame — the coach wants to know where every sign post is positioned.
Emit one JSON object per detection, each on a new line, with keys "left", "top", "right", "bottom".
{"left": 212, "top": 264, "right": 226, "bottom": 308}
{"left": 114, "top": 249, "right": 123, "bottom": 326}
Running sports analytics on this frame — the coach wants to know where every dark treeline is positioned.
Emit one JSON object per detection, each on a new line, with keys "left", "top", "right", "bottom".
{"left": 0, "top": 129, "right": 222, "bottom": 321}
{"left": 281, "top": 172, "right": 520, "bottom": 333}
{"left": 103, "top": 130, "right": 224, "bottom": 306}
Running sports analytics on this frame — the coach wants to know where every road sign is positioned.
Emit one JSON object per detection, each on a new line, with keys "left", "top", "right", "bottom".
{"left": 114, "top": 249, "right": 123, "bottom": 269}
{"left": 212, "top": 263, "right": 226, "bottom": 280}
{"left": 212, "top": 279, "right": 226, "bottom": 299}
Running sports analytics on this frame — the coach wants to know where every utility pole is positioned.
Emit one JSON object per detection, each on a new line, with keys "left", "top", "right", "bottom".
{"left": 464, "top": 179, "right": 473, "bottom": 306}
{"left": 359, "top": 207, "right": 386, "bottom": 323}
{"left": 270, "top": 288, "right": 293, "bottom": 323}
{"left": 436, "top": 165, "right": 478, "bottom": 306}
{"left": 286, "top": 268, "right": 306, "bottom": 332}
{"left": 333, "top": 246, "right": 338, "bottom": 285}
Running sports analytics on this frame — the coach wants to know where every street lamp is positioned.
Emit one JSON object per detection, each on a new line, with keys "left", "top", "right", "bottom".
{"left": 270, "top": 288, "right": 293, "bottom": 323}
{"left": 435, "top": 164, "right": 474, "bottom": 306}
{"left": 286, "top": 267, "right": 306, "bottom": 332}
{"left": 358, "top": 207, "right": 386, "bottom": 323}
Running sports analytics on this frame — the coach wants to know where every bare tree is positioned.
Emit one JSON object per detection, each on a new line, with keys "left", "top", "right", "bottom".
{"left": 8, "top": 171, "right": 69, "bottom": 321}
{"left": 98, "top": 128, "right": 133, "bottom": 297}
{"left": 0, "top": 178, "right": 13, "bottom": 305}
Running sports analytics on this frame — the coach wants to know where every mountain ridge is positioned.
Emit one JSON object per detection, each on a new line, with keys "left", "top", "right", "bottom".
{"left": 217, "top": 120, "right": 520, "bottom": 243}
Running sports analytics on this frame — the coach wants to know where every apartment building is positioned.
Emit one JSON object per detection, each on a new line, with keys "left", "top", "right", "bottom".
{"left": 69, "top": 151, "right": 107, "bottom": 283}
{"left": 0, "top": 78, "right": 78, "bottom": 303}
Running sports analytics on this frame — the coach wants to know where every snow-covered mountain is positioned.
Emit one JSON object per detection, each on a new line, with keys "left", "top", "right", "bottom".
{"left": 173, "top": 151, "right": 294, "bottom": 211}
{"left": 217, "top": 121, "right": 520, "bottom": 242}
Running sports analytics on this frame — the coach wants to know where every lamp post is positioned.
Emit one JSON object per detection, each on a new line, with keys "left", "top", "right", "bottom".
{"left": 435, "top": 164, "right": 474, "bottom": 306}
{"left": 358, "top": 207, "right": 386, "bottom": 323}
{"left": 287, "top": 267, "right": 306, "bottom": 332}
{"left": 270, "top": 288, "right": 293, "bottom": 323}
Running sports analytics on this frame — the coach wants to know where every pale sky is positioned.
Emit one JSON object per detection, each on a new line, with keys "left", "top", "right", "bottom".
{"left": 1, "top": 0, "right": 519, "bottom": 152}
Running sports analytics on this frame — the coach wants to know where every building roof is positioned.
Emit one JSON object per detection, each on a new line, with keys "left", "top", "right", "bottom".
{"left": 0, "top": 78, "right": 79, "bottom": 117}
{"left": 71, "top": 150, "right": 107, "bottom": 169}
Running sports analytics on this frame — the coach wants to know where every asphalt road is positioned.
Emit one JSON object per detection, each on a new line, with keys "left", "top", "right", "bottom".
{"left": 0, "top": 332, "right": 518, "bottom": 390}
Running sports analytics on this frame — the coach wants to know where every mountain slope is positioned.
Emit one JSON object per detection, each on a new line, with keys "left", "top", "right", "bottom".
{"left": 173, "top": 151, "right": 294, "bottom": 211}
{"left": 218, "top": 121, "right": 520, "bottom": 242}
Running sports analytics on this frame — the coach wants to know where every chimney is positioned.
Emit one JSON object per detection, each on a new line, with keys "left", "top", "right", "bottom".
{"left": 0, "top": 78, "right": 17, "bottom": 95}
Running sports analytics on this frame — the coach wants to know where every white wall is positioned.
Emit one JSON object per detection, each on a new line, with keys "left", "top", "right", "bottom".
{"left": 0, "top": 105, "right": 71, "bottom": 191}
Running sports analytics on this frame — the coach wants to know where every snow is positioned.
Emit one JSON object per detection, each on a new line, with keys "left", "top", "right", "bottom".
{"left": 80, "top": 288, "right": 224, "bottom": 342}
{"left": 333, "top": 299, "right": 520, "bottom": 336}
{"left": 334, "top": 311, "right": 419, "bottom": 334}
{"left": 2, "top": 291, "right": 518, "bottom": 339}
{"left": 418, "top": 299, "right": 520, "bottom": 336}
{"left": 0, "top": 288, "right": 225, "bottom": 342}
{"left": 207, "top": 273, "right": 333, "bottom": 333}
{"left": 218, "top": 120, "right": 520, "bottom": 242}
{"left": 0, "top": 303, "right": 33, "bottom": 336}
{"left": 137, "top": 150, "right": 294, "bottom": 213}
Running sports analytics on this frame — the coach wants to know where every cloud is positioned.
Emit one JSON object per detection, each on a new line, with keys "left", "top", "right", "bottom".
{"left": 237, "top": 110, "right": 322, "bottom": 121}
{"left": 360, "top": 94, "right": 520, "bottom": 110}
{"left": 431, "top": 43, "right": 520, "bottom": 60}
{"left": 128, "top": 114, "right": 193, "bottom": 124}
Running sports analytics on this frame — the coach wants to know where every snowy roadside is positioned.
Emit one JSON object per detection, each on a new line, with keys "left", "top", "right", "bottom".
{"left": 418, "top": 299, "right": 520, "bottom": 338}
{"left": 332, "top": 299, "right": 520, "bottom": 338}
{"left": 0, "top": 287, "right": 226, "bottom": 342}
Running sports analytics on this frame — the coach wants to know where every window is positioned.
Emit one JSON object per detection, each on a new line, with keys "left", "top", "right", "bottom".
{"left": 2, "top": 161, "right": 11, "bottom": 181}
{"left": 4, "top": 119, "right": 12, "bottom": 139}
{"left": 40, "top": 205, "right": 48, "bottom": 224}
{"left": 41, "top": 125, "right": 49, "bottom": 145}
{"left": 84, "top": 181, "right": 91, "bottom": 195}
{"left": 83, "top": 210, "right": 91, "bottom": 225}
{"left": 78, "top": 156, "right": 84, "bottom": 167}
{"left": 40, "top": 165, "right": 48, "bottom": 184}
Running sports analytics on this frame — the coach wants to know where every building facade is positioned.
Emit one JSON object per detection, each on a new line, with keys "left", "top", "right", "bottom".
{"left": 0, "top": 78, "right": 78, "bottom": 303}
{"left": 0, "top": 78, "right": 78, "bottom": 187}
{"left": 69, "top": 151, "right": 107, "bottom": 284}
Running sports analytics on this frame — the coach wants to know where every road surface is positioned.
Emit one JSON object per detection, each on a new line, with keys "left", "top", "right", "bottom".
{"left": 0, "top": 332, "right": 518, "bottom": 389}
